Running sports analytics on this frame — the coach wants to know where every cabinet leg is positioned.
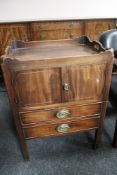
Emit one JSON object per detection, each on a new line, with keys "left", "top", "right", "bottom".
{"left": 93, "top": 128, "right": 102, "bottom": 149}
{"left": 19, "top": 139, "right": 29, "bottom": 161}
{"left": 93, "top": 102, "right": 107, "bottom": 149}
{"left": 16, "top": 126, "right": 29, "bottom": 160}
{"left": 16, "top": 127, "right": 29, "bottom": 160}
{"left": 14, "top": 115, "right": 30, "bottom": 160}
{"left": 112, "top": 119, "right": 117, "bottom": 148}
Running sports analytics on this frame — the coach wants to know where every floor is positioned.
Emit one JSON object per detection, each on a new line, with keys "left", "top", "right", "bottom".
{"left": 0, "top": 79, "right": 117, "bottom": 175}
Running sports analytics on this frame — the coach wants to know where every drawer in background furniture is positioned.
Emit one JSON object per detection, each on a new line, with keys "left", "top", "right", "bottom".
{"left": 20, "top": 103, "right": 102, "bottom": 126}
{"left": 23, "top": 117, "right": 100, "bottom": 139}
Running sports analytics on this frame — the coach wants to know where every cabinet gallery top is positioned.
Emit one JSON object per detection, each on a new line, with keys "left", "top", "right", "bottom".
{"left": 3, "top": 36, "right": 113, "bottom": 62}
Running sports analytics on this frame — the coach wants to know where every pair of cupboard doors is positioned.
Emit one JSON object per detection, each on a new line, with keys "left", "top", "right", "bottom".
{"left": 10, "top": 53, "right": 110, "bottom": 109}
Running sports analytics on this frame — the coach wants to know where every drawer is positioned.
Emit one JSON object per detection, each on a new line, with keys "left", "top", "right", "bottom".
{"left": 31, "top": 21, "right": 82, "bottom": 31}
{"left": 20, "top": 103, "right": 101, "bottom": 126}
{"left": 23, "top": 117, "right": 100, "bottom": 139}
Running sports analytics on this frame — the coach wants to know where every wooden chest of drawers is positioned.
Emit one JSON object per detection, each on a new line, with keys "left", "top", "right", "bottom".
{"left": 2, "top": 36, "right": 114, "bottom": 160}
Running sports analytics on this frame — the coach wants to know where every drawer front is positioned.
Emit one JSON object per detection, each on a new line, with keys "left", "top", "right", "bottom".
{"left": 23, "top": 117, "right": 100, "bottom": 139}
{"left": 31, "top": 21, "right": 83, "bottom": 40}
{"left": 20, "top": 103, "right": 101, "bottom": 125}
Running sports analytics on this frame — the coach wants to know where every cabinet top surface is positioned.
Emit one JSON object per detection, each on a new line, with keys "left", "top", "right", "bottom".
{"left": 7, "top": 38, "right": 100, "bottom": 62}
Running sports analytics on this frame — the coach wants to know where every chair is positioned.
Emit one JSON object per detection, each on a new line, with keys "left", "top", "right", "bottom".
{"left": 99, "top": 29, "right": 117, "bottom": 148}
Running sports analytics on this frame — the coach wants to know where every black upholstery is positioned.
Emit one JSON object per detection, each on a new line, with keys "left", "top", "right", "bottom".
{"left": 99, "top": 30, "right": 117, "bottom": 148}
{"left": 99, "top": 29, "right": 117, "bottom": 58}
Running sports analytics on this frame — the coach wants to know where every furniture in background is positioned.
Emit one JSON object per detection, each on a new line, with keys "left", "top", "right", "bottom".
{"left": 99, "top": 29, "right": 117, "bottom": 148}
{"left": 0, "top": 19, "right": 116, "bottom": 82}
{"left": 0, "top": 19, "right": 116, "bottom": 59}
{"left": 2, "top": 36, "right": 114, "bottom": 160}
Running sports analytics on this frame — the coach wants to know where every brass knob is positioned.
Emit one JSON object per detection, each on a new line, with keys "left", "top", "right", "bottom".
{"left": 56, "top": 124, "right": 70, "bottom": 133}
{"left": 63, "top": 83, "right": 70, "bottom": 91}
{"left": 56, "top": 109, "right": 71, "bottom": 119}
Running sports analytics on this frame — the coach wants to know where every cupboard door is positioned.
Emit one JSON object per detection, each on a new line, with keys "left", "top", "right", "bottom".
{"left": 13, "top": 68, "right": 62, "bottom": 107}
{"left": 62, "top": 64, "right": 106, "bottom": 103}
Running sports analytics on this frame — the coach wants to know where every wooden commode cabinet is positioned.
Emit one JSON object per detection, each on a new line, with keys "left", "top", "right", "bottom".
{"left": 2, "top": 36, "right": 114, "bottom": 160}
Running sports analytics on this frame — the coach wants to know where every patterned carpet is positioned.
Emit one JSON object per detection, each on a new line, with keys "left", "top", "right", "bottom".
{"left": 0, "top": 81, "right": 117, "bottom": 175}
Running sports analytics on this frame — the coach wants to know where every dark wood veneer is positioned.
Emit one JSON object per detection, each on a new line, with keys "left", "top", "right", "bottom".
{"left": 2, "top": 36, "right": 114, "bottom": 160}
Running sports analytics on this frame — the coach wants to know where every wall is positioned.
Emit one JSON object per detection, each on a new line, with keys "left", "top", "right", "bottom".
{"left": 0, "top": 0, "right": 117, "bottom": 22}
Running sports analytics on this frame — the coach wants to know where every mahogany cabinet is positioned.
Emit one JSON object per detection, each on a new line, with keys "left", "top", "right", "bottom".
{"left": 2, "top": 36, "right": 114, "bottom": 160}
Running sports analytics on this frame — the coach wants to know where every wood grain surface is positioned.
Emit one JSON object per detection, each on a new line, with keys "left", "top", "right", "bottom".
{"left": 0, "top": 19, "right": 115, "bottom": 57}
{"left": 20, "top": 103, "right": 101, "bottom": 125}
{"left": 23, "top": 117, "right": 100, "bottom": 139}
{"left": 2, "top": 37, "right": 114, "bottom": 160}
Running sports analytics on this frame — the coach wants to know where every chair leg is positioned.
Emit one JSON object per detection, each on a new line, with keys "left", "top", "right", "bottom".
{"left": 112, "top": 119, "right": 117, "bottom": 148}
